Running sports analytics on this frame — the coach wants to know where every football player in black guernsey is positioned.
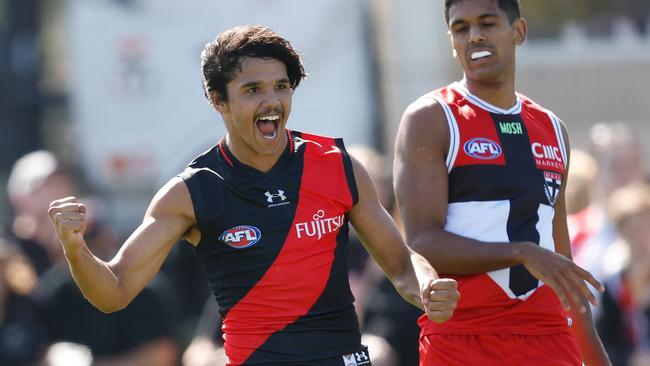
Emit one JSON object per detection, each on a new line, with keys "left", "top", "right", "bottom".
{"left": 48, "top": 25, "right": 459, "bottom": 366}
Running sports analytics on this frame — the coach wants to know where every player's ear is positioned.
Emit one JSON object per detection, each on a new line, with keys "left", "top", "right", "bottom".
{"left": 447, "top": 30, "right": 458, "bottom": 58}
{"left": 512, "top": 17, "right": 527, "bottom": 46}
{"left": 210, "top": 91, "right": 228, "bottom": 114}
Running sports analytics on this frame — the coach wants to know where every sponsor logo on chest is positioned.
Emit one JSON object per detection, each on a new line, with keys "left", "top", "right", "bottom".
{"left": 463, "top": 137, "right": 503, "bottom": 160}
{"left": 499, "top": 121, "right": 523, "bottom": 135}
{"left": 295, "top": 210, "right": 345, "bottom": 240}
{"left": 531, "top": 142, "right": 564, "bottom": 170}
{"left": 219, "top": 225, "right": 262, "bottom": 249}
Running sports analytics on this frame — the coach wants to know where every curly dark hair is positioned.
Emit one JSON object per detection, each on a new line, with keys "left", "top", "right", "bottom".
{"left": 201, "top": 25, "right": 307, "bottom": 101}
{"left": 444, "top": 0, "right": 521, "bottom": 24}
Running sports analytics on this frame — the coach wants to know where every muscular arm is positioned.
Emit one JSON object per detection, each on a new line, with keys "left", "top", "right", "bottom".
{"left": 394, "top": 99, "right": 529, "bottom": 274}
{"left": 348, "top": 156, "right": 458, "bottom": 322}
{"left": 394, "top": 99, "right": 603, "bottom": 312}
{"left": 48, "top": 177, "right": 196, "bottom": 313}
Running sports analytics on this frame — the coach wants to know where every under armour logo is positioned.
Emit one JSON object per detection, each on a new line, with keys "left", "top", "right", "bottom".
{"left": 265, "top": 189, "right": 290, "bottom": 208}
{"left": 355, "top": 351, "right": 369, "bottom": 362}
{"left": 265, "top": 190, "right": 286, "bottom": 203}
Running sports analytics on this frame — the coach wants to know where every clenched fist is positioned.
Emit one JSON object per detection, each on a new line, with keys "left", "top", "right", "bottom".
{"left": 421, "top": 278, "right": 460, "bottom": 323}
{"left": 48, "top": 196, "right": 88, "bottom": 253}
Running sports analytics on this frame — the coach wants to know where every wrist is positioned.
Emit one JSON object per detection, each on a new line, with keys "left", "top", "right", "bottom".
{"left": 62, "top": 239, "right": 88, "bottom": 264}
{"left": 511, "top": 242, "right": 534, "bottom": 265}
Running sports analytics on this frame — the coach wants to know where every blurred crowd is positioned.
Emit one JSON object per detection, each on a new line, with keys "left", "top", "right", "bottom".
{"left": 0, "top": 120, "right": 649, "bottom": 366}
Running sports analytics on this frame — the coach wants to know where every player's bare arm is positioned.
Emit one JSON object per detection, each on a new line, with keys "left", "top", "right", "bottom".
{"left": 348, "top": 156, "right": 459, "bottom": 323}
{"left": 48, "top": 176, "right": 196, "bottom": 313}
{"left": 394, "top": 98, "right": 602, "bottom": 311}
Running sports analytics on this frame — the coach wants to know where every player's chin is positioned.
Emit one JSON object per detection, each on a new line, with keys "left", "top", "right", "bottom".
{"left": 466, "top": 67, "right": 501, "bottom": 83}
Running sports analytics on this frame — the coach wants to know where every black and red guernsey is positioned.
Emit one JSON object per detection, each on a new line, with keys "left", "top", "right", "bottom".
{"left": 180, "top": 130, "right": 371, "bottom": 366}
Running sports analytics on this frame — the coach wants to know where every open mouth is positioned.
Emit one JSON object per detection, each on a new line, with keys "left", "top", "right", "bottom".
{"left": 256, "top": 114, "right": 280, "bottom": 139}
{"left": 470, "top": 50, "right": 492, "bottom": 60}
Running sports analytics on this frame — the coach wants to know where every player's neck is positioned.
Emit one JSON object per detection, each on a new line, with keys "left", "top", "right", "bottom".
{"left": 225, "top": 133, "right": 288, "bottom": 173}
{"left": 463, "top": 76, "right": 517, "bottom": 111}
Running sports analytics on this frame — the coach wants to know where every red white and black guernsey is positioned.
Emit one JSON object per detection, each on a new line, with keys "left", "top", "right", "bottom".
{"left": 179, "top": 131, "right": 371, "bottom": 366}
{"left": 419, "top": 82, "right": 572, "bottom": 336}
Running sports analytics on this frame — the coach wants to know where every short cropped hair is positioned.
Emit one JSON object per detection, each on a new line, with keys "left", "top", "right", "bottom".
{"left": 444, "top": 0, "right": 521, "bottom": 24}
{"left": 201, "top": 25, "right": 307, "bottom": 101}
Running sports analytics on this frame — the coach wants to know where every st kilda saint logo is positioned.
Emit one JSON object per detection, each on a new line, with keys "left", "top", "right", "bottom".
{"left": 543, "top": 171, "right": 562, "bottom": 205}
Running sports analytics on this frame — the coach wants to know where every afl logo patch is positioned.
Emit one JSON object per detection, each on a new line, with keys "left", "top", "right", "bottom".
{"left": 463, "top": 137, "right": 502, "bottom": 160}
{"left": 219, "top": 225, "right": 261, "bottom": 249}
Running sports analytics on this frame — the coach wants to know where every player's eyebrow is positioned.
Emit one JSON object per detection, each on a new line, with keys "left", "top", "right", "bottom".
{"left": 450, "top": 13, "right": 500, "bottom": 28}
{"left": 239, "top": 78, "right": 291, "bottom": 89}
{"left": 240, "top": 81, "right": 261, "bottom": 89}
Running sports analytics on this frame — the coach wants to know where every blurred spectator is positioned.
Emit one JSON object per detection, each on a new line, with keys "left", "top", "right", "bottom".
{"left": 6, "top": 150, "right": 78, "bottom": 275}
{"left": 0, "top": 237, "right": 48, "bottom": 366}
{"left": 41, "top": 342, "right": 93, "bottom": 366}
{"left": 32, "top": 198, "right": 180, "bottom": 366}
{"left": 569, "top": 122, "right": 647, "bottom": 282}
{"left": 565, "top": 149, "right": 597, "bottom": 216}
{"left": 5, "top": 150, "right": 179, "bottom": 365}
{"left": 566, "top": 149, "right": 602, "bottom": 261}
{"left": 160, "top": 242, "right": 211, "bottom": 348}
{"left": 361, "top": 333, "right": 398, "bottom": 366}
{"left": 181, "top": 299, "right": 225, "bottom": 366}
{"left": 590, "top": 123, "right": 646, "bottom": 200}
{"left": 181, "top": 336, "right": 225, "bottom": 366}
{"left": 596, "top": 183, "right": 650, "bottom": 366}
{"left": 347, "top": 145, "right": 419, "bottom": 366}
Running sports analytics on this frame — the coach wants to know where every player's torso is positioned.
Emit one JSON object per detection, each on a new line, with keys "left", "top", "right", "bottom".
{"left": 422, "top": 83, "right": 571, "bottom": 335}
{"left": 181, "top": 131, "right": 365, "bottom": 365}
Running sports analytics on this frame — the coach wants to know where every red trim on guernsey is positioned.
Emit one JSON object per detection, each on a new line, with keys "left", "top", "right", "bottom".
{"left": 441, "top": 87, "right": 506, "bottom": 167}
{"left": 287, "top": 129, "right": 294, "bottom": 152}
{"left": 222, "top": 134, "right": 352, "bottom": 365}
{"left": 218, "top": 140, "right": 234, "bottom": 167}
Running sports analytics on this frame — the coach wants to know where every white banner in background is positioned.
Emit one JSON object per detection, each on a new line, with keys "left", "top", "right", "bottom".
{"left": 67, "top": 0, "right": 373, "bottom": 192}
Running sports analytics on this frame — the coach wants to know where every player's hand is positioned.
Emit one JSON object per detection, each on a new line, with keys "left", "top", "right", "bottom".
{"left": 48, "top": 196, "right": 88, "bottom": 253}
{"left": 520, "top": 243, "right": 604, "bottom": 313}
{"left": 421, "top": 278, "right": 459, "bottom": 323}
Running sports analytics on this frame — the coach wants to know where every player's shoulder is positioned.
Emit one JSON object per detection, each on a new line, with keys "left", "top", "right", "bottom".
{"left": 399, "top": 89, "right": 449, "bottom": 137}
{"left": 517, "top": 92, "right": 567, "bottom": 130}
{"left": 186, "top": 144, "right": 220, "bottom": 169}
{"left": 292, "top": 130, "right": 339, "bottom": 143}
{"left": 179, "top": 143, "right": 225, "bottom": 183}
{"left": 290, "top": 130, "right": 346, "bottom": 156}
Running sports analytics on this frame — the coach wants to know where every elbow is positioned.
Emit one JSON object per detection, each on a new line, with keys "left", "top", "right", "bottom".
{"left": 88, "top": 290, "right": 130, "bottom": 314}
{"left": 94, "top": 299, "right": 128, "bottom": 314}
{"left": 409, "top": 238, "right": 444, "bottom": 267}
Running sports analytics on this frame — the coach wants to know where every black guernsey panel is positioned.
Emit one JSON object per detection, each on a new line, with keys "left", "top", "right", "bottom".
{"left": 180, "top": 130, "right": 363, "bottom": 365}
{"left": 449, "top": 113, "right": 545, "bottom": 296}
